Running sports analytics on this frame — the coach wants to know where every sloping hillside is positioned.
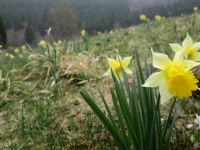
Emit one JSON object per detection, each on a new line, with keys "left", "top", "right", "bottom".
{"left": 0, "top": 13, "right": 200, "bottom": 149}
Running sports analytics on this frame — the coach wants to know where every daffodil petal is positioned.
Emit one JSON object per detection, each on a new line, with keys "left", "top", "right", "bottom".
{"left": 143, "top": 72, "right": 164, "bottom": 87}
{"left": 159, "top": 85, "right": 173, "bottom": 104}
{"left": 183, "top": 60, "right": 200, "bottom": 71}
{"left": 122, "top": 57, "right": 132, "bottom": 67}
{"left": 107, "top": 57, "right": 117, "bottom": 68}
{"left": 193, "top": 42, "right": 200, "bottom": 50}
{"left": 103, "top": 69, "right": 111, "bottom": 76}
{"left": 182, "top": 33, "right": 193, "bottom": 47}
{"left": 191, "top": 52, "right": 200, "bottom": 61}
{"left": 173, "top": 51, "right": 184, "bottom": 62}
{"left": 169, "top": 43, "right": 182, "bottom": 52}
{"left": 152, "top": 51, "right": 171, "bottom": 69}
{"left": 124, "top": 68, "right": 132, "bottom": 74}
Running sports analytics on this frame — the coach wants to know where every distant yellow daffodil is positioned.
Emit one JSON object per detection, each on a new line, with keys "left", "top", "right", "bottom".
{"left": 104, "top": 54, "right": 132, "bottom": 79}
{"left": 19, "top": 54, "right": 23, "bottom": 58}
{"left": 57, "top": 40, "right": 62, "bottom": 45}
{"left": 194, "top": 7, "right": 198, "bottom": 12}
{"left": 81, "top": 29, "right": 86, "bottom": 37}
{"left": 9, "top": 54, "right": 15, "bottom": 59}
{"left": 169, "top": 33, "right": 200, "bottom": 61}
{"left": 143, "top": 51, "right": 200, "bottom": 103}
{"left": 139, "top": 14, "right": 147, "bottom": 21}
{"left": 21, "top": 45, "right": 27, "bottom": 53}
{"left": 154, "top": 15, "right": 161, "bottom": 22}
{"left": 38, "top": 40, "right": 47, "bottom": 48}
{"left": 14, "top": 48, "right": 19, "bottom": 54}
{"left": 22, "top": 45, "right": 26, "bottom": 50}
{"left": 5, "top": 53, "right": 9, "bottom": 57}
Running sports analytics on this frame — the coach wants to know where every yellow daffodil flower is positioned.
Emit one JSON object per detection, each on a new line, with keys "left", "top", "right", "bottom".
{"left": 143, "top": 51, "right": 200, "bottom": 103}
{"left": 169, "top": 33, "right": 200, "bottom": 61}
{"left": 5, "top": 53, "right": 9, "bottom": 57}
{"left": 104, "top": 54, "right": 132, "bottom": 79}
{"left": 14, "top": 48, "right": 19, "bottom": 54}
{"left": 21, "top": 45, "right": 27, "bottom": 53}
{"left": 81, "top": 29, "right": 86, "bottom": 37}
{"left": 139, "top": 14, "right": 147, "bottom": 21}
{"left": 57, "top": 40, "right": 62, "bottom": 45}
{"left": 19, "top": 54, "right": 23, "bottom": 58}
{"left": 22, "top": 45, "right": 26, "bottom": 50}
{"left": 38, "top": 40, "right": 47, "bottom": 48}
{"left": 154, "top": 15, "right": 161, "bottom": 22}
{"left": 194, "top": 7, "right": 198, "bottom": 12}
{"left": 9, "top": 54, "right": 15, "bottom": 59}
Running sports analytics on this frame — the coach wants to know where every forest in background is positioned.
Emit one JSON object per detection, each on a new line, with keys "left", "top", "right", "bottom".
{"left": 0, "top": 0, "right": 200, "bottom": 45}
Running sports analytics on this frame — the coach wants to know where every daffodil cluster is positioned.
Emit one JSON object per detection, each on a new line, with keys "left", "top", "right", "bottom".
{"left": 144, "top": 33, "right": 200, "bottom": 103}
{"left": 5, "top": 52, "right": 15, "bottom": 59}
{"left": 193, "top": 7, "right": 198, "bottom": 12}
{"left": 14, "top": 45, "right": 27, "bottom": 53}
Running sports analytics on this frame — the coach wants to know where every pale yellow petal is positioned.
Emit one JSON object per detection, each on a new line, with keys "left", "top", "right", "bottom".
{"left": 103, "top": 69, "right": 111, "bottom": 76}
{"left": 107, "top": 57, "right": 117, "bottom": 68}
{"left": 193, "top": 42, "right": 200, "bottom": 50}
{"left": 122, "top": 56, "right": 132, "bottom": 67}
{"left": 182, "top": 33, "right": 193, "bottom": 47}
{"left": 183, "top": 60, "right": 200, "bottom": 71}
{"left": 173, "top": 51, "right": 184, "bottom": 62}
{"left": 169, "top": 43, "right": 182, "bottom": 52}
{"left": 124, "top": 68, "right": 132, "bottom": 74}
{"left": 159, "top": 85, "right": 173, "bottom": 104}
{"left": 191, "top": 52, "right": 200, "bottom": 61}
{"left": 143, "top": 72, "right": 164, "bottom": 87}
{"left": 152, "top": 51, "right": 171, "bottom": 69}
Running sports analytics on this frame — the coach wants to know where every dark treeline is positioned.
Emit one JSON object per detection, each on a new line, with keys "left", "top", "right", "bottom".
{"left": 69, "top": 0, "right": 131, "bottom": 32}
{"left": 141, "top": 0, "right": 200, "bottom": 18}
{"left": 0, "top": 0, "right": 200, "bottom": 45}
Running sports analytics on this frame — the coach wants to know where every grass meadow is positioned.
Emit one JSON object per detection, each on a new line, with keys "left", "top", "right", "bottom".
{"left": 0, "top": 13, "right": 200, "bottom": 149}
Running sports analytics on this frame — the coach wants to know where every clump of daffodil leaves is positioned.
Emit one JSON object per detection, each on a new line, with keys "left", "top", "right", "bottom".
{"left": 81, "top": 33, "right": 200, "bottom": 150}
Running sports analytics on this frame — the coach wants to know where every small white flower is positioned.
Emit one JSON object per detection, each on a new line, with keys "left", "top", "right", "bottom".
{"left": 194, "top": 114, "right": 200, "bottom": 129}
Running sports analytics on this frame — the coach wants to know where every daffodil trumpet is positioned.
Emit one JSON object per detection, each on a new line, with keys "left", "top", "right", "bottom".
{"left": 143, "top": 50, "right": 200, "bottom": 103}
